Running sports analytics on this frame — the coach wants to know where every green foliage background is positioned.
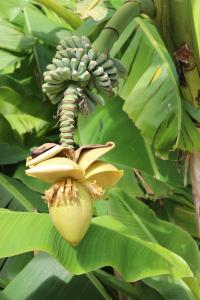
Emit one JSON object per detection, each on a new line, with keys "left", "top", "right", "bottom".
{"left": 0, "top": 0, "right": 200, "bottom": 299}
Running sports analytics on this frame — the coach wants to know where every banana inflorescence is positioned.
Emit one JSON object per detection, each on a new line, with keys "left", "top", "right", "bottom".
{"left": 42, "top": 35, "right": 124, "bottom": 149}
{"left": 25, "top": 36, "right": 125, "bottom": 246}
{"left": 26, "top": 142, "right": 123, "bottom": 245}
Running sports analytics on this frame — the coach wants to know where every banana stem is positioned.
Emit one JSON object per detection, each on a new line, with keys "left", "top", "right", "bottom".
{"left": 189, "top": 152, "right": 200, "bottom": 235}
{"left": 94, "top": 0, "right": 155, "bottom": 53}
{"left": 35, "top": 0, "right": 82, "bottom": 29}
{"left": 59, "top": 85, "right": 78, "bottom": 149}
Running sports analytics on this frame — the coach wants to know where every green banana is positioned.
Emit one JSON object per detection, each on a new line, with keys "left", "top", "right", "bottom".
{"left": 42, "top": 35, "right": 125, "bottom": 148}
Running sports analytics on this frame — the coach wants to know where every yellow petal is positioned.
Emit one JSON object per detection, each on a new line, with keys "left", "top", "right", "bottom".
{"left": 77, "top": 142, "right": 115, "bottom": 170}
{"left": 82, "top": 160, "right": 123, "bottom": 188}
{"left": 26, "top": 157, "right": 85, "bottom": 183}
{"left": 26, "top": 145, "right": 65, "bottom": 167}
{"left": 49, "top": 183, "right": 93, "bottom": 246}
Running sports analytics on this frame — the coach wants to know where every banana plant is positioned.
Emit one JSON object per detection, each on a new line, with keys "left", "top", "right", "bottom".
{"left": 0, "top": 0, "right": 200, "bottom": 300}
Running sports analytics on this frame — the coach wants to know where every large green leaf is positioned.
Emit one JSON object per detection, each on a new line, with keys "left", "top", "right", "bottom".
{"left": 2, "top": 252, "right": 105, "bottom": 300}
{"left": 24, "top": 5, "right": 70, "bottom": 46}
{"left": 108, "top": 189, "right": 200, "bottom": 277}
{"left": 78, "top": 97, "right": 152, "bottom": 196}
{"left": 0, "top": 173, "right": 46, "bottom": 212}
{"left": 0, "top": 87, "right": 53, "bottom": 145}
{"left": 111, "top": 16, "right": 200, "bottom": 158}
{"left": 0, "top": 50, "right": 21, "bottom": 72}
{"left": 0, "top": 0, "right": 29, "bottom": 20}
{"left": 144, "top": 276, "right": 197, "bottom": 300}
{"left": 0, "top": 253, "right": 32, "bottom": 285}
{"left": 165, "top": 201, "right": 198, "bottom": 238}
{"left": 14, "top": 163, "right": 49, "bottom": 193}
{"left": 78, "top": 96, "right": 187, "bottom": 198}
{"left": 0, "top": 143, "right": 29, "bottom": 165}
{"left": 0, "top": 20, "right": 35, "bottom": 52}
{"left": 76, "top": 0, "right": 108, "bottom": 21}
{"left": 0, "top": 209, "right": 193, "bottom": 281}
{"left": 0, "top": 115, "right": 16, "bottom": 145}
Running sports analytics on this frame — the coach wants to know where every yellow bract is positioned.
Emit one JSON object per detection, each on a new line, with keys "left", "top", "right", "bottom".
{"left": 26, "top": 157, "right": 84, "bottom": 183}
{"left": 25, "top": 142, "right": 123, "bottom": 245}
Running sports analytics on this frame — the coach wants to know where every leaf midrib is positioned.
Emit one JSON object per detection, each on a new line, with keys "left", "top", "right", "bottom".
{"left": 135, "top": 17, "right": 182, "bottom": 138}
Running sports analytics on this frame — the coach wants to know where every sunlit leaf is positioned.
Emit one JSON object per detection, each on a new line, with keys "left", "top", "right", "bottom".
{"left": 0, "top": 20, "right": 35, "bottom": 52}
{"left": 108, "top": 188, "right": 200, "bottom": 277}
{"left": 0, "top": 173, "right": 46, "bottom": 212}
{"left": 144, "top": 276, "right": 197, "bottom": 300}
{"left": 0, "top": 0, "right": 29, "bottom": 20}
{"left": 0, "top": 209, "right": 193, "bottom": 281}
{"left": 2, "top": 252, "right": 105, "bottom": 300}
{"left": 110, "top": 16, "right": 200, "bottom": 158}
{"left": 76, "top": 0, "right": 107, "bottom": 21}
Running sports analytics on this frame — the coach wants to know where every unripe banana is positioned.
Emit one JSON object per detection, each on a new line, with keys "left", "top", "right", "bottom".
{"left": 75, "top": 48, "right": 85, "bottom": 59}
{"left": 48, "top": 92, "right": 63, "bottom": 104}
{"left": 105, "top": 67, "right": 118, "bottom": 75}
{"left": 43, "top": 83, "right": 65, "bottom": 93}
{"left": 108, "top": 74, "right": 118, "bottom": 80}
{"left": 47, "top": 64, "right": 56, "bottom": 71}
{"left": 93, "top": 67, "right": 104, "bottom": 76}
{"left": 97, "top": 73, "right": 109, "bottom": 81}
{"left": 56, "top": 45, "right": 64, "bottom": 51}
{"left": 53, "top": 59, "right": 65, "bottom": 68}
{"left": 44, "top": 76, "right": 61, "bottom": 84}
{"left": 64, "top": 37, "right": 76, "bottom": 48}
{"left": 79, "top": 71, "right": 91, "bottom": 82}
{"left": 55, "top": 52, "right": 62, "bottom": 59}
{"left": 71, "top": 58, "right": 79, "bottom": 71}
{"left": 86, "top": 89, "right": 104, "bottom": 105}
{"left": 59, "top": 39, "right": 69, "bottom": 49}
{"left": 95, "top": 78, "right": 111, "bottom": 87}
{"left": 48, "top": 70, "right": 63, "bottom": 81}
{"left": 56, "top": 68, "right": 69, "bottom": 81}
{"left": 78, "top": 62, "right": 87, "bottom": 75}
{"left": 95, "top": 80, "right": 111, "bottom": 92}
{"left": 96, "top": 53, "right": 108, "bottom": 66}
{"left": 65, "top": 49, "right": 76, "bottom": 58}
{"left": 72, "top": 35, "right": 83, "bottom": 48}
{"left": 62, "top": 67, "right": 72, "bottom": 80}
{"left": 81, "top": 36, "right": 91, "bottom": 48}
{"left": 72, "top": 70, "right": 79, "bottom": 81}
{"left": 101, "top": 60, "right": 114, "bottom": 69}
{"left": 88, "top": 60, "right": 97, "bottom": 71}
{"left": 84, "top": 43, "right": 92, "bottom": 52}
{"left": 88, "top": 48, "right": 98, "bottom": 61}
{"left": 57, "top": 50, "right": 69, "bottom": 58}
{"left": 43, "top": 35, "right": 124, "bottom": 148}
{"left": 81, "top": 54, "right": 90, "bottom": 66}
{"left": 62, "top": 58, "right": 71, "bottom": 68}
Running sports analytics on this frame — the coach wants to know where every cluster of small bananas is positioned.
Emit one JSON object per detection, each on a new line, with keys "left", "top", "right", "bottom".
{"left": 42, "top": 35, "right": 120, "bottom": 104}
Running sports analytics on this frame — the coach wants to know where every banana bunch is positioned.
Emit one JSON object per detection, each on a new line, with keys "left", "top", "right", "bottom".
{"left": 42, "top": 35, "right": 122, "bottom": 105}
{"left": 26, "top": 142, "right": 123, "bottom": 245}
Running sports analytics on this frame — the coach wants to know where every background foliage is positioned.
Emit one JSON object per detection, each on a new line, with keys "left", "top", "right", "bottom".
{"left": 0, "top": 0, "right": 200, "bottom": 299}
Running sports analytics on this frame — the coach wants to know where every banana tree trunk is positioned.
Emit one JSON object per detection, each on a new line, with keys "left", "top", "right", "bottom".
{"left": 154, "top": 0, "right": 200, "bottom": 234}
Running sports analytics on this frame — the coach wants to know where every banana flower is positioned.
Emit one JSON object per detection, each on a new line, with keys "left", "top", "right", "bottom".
{"left": 26, "top": 142, "right": 123, "bottom": 245}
